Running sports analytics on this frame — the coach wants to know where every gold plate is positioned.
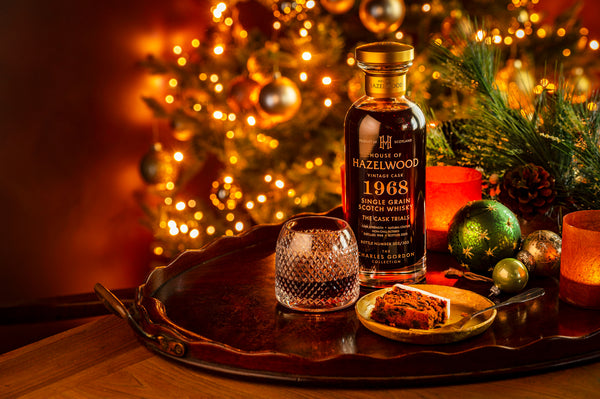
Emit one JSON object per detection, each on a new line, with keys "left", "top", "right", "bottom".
{"left": 355, "top": 284, "right": 497, "bottom": 345}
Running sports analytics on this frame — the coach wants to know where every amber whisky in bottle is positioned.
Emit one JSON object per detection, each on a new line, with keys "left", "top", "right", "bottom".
{"left": 344, "top": 42, "right": 426, "bottom": 288}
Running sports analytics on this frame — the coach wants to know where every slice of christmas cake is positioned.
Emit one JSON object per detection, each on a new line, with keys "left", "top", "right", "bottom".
{"left": 369, "top": 284, "right": 450, "bottom": 330}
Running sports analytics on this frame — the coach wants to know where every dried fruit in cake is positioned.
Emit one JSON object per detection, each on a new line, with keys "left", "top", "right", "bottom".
{"left": 369, "top": 284, "right": 450, "bottom": 330}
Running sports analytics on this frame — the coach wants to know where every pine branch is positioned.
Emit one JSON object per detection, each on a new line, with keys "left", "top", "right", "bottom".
{"left": 429, "top": 30, "right": 600, "bottom": 214}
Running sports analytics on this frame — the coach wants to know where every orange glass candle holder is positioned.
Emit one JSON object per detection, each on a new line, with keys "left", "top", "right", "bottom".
{"left": 426, "top": 166, "right": 482, "bottom": 252}
{"left": 559, "top": 210, "right": 600, "bottom": 309}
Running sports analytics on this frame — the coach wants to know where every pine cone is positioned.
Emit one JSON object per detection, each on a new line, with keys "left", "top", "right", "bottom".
{"left": 498, "top": 163, "right": 556, "bottom": 219}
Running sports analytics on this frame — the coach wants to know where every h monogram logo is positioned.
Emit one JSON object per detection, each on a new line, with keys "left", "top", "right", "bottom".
{"left": 379, "top": 135, "right": 392, "bottom": 150}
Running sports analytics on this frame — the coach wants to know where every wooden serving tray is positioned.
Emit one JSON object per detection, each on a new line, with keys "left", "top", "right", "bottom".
{"left": 118, "top": 207, "right": 600, "bottom": 385}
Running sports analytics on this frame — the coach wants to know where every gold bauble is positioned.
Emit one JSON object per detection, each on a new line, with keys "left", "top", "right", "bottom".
{"left": 359, "top": 0, "right": 405, "bottom": 34}
{"left": 140, "top": 143, "right": 178, "bottom": 186}
{"left": 321, "top": 0, "right": 355, "bottom": 14}
{"left": 257, "top": 73, "right": 301, "bottom": 124}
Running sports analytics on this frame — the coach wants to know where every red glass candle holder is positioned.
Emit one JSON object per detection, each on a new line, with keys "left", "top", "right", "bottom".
{"left": 426, "top": 166, "right": 482, "bottom": 252}
{"left": 559, "top": 210, "right": 600, "bottom": 309}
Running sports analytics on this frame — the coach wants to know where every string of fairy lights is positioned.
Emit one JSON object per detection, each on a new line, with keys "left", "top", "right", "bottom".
{"left": 144, "top": 0, "right": 599, "bottom": 258}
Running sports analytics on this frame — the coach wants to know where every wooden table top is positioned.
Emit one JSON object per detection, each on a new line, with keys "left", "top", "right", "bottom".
{"left": 1, "top": 314, "right": 599, "bottom": 398}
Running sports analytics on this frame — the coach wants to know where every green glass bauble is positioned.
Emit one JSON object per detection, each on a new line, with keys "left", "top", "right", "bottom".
{"left": 448, "top": 200, "right": 521, "bottom": 274}
{"left": 492, "top": 258, "right": 529, "bottom": 294}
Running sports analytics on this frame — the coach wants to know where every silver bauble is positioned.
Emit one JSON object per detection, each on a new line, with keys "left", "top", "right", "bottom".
{"left": 518, "top": 230, "right": 562, "bottom": 277}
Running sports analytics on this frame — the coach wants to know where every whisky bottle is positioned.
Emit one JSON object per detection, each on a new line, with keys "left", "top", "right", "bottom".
{"left": 344, "top": 42, "right": 426, "bottom": 288}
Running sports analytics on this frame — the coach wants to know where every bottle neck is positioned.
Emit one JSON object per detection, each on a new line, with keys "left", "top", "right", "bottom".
{"left": 358, "top": 60, "right": 411, "bottom": 99}
{"left": 363, "top": 72, "right": 407, "bottom": 98}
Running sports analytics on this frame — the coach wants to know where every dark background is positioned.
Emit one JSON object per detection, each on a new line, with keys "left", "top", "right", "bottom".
{"left": 0, "top": 0, "right": 210, "bottom": 304}
{"left": 0, "top": 0, "right": 597, "bottom": 306}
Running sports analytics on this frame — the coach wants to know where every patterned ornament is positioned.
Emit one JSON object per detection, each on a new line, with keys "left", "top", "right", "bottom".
{"left": 227, "top": 75, "right": 260, "bottom": 114}
{"left": 359, "top": 0, "right": 405, "bottom": 34}
{"left": 320, "top": 0, "right": 355, "bottom": 14}
{"left": 498, "top": 163, "right": 556, "bottom": 220}
{"left": 516, "top": 230, "right": 562, "bottom": 277}
{"left": 258, "top": 73, "right": 302, "bottom": 124}
{"left": 491, "top": 258, "right": 529, "bottom": 295}
{"left": 140, "top": 143, "right": 177, "bottom": 186}
{"left": 448, "top": 200, "right": 521, "bottom": 275}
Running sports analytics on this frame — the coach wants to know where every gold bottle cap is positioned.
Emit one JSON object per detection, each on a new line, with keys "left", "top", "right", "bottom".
{"left": 355, "top": 42, "right": 414, "bottom": 64}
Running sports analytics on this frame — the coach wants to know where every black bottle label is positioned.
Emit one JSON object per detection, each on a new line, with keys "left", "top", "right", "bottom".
{"left": 344, "top": 105, "right": 426, "bottom": 271}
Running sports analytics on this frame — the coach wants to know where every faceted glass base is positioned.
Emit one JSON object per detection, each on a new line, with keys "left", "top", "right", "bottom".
{"left": 359, "top": 255, "right": 426, "bottom": 289}
{"left": 275, "top": 216, "right": 360, "bottom": 313}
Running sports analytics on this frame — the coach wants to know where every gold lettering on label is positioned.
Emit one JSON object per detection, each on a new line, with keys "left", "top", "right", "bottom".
{"left": 352, "top": 158, "right": 420, "bottom": 170}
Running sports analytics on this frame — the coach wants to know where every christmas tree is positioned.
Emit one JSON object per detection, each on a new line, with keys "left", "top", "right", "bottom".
{"left": 137, "top": 0, "right": 599, "bottom": 258}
